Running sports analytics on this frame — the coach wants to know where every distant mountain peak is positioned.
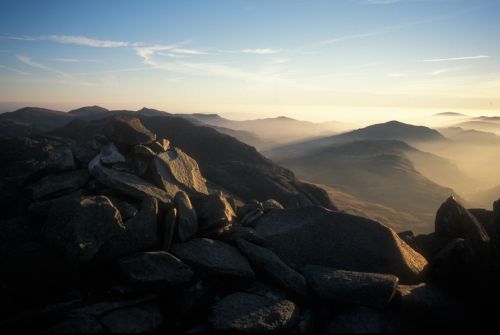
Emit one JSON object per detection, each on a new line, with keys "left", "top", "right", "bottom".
{"left": 434, "top": 112, "right": 466, "bottom": 117}
{"left": 69, "top": 105, "right": 109, "bottom": 114}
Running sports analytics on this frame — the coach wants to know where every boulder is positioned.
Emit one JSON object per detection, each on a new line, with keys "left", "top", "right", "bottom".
{"left": 46, "top": 145, "right": 76, "bottom": 172}
{"left": 44, "top": 316, "right": 104, "bottom": 333}
{"left": 262, "top": 199, "right": 284, "bottom": 211}
{"left": 149, "top": 138, "right": 170, "bottom": 153}
{"left": 103, "top": 115, "right": 156, "bottom": 145}
{"left": 97, "top": 197, "right": 159, "bottom": 261}
{"left": 237, "top": 201, "right": 263, "bottom": 218}
{"left": 429, "top": 238, "right": 495, "bottom": 295}
{"left": 30, "top": 170, "right": 89, "bottom": 201}
{"left": 218, "top": 226, "right": 266, "bottom": 246}
{"left": 162, "top": 207, "right": 177, "bottom": 251}
{"left": 132, "top": 144, "right": 156, "bottom": 157}
{"left": 435, "top": 196, "right": 489, "bottom": 242}
{"left": 301, "top": 265, "right": 398, "bottom": 308}
{"left": 191, "top": 192, "right": 236, "bottom": 233}
{"left": 152, "top": 148, "right": 208, "bottom": 196}
{"left": 99, "top": 303, "right": 164, "bottom": 333}
{"left": 494, "top": 199, "right": 500, "bottom": 225}
{"left": 180, "top": 280, "right": 216, "bottom": 316}
{"left": 236, "top": 239, "right": 310, "bottom": 299}
{"left": 209, "top": 292, "right": 300, "bottom": 333}
{"left": 89, "top": 161, "right": 172, "bottom": 204}
{"left": 171, "top": 238, "right": 254, "bottom": 282}
{"left": 108, "top": 197, "right": 139, "bottom": 221}
{"left": 175, "top": 191, "right": 198, "bottom": 242}
{"left": 254, "top": 207, "right": 427, "bottom": 283}
{"left": 396, "top": 283, "right": 465, "bottom": 323}
{"left": 118, "top": 251, "right": 194, "bottom": 285}
{"left": 100, "top": 143, "right": 126, "bottom": 164}
{"left": 43, "top": 195, "right": 125, "bottom": 262}
{"left": 324, "top": 306, "right": 403, "bottom": 333}
{"left": 239, "top": 208, "right": 264, "bottom": 228}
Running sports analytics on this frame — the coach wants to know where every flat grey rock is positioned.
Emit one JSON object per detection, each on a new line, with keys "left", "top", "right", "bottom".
{"left": 119, "top": 251, "right": 193, "bottom": 285}
{"left": 209, "top": 292, "right": 300, "bottom": 333}
{"left": 302, "top": 265, "right": 398, "bottom": 308}
{"left": 172, "top": 238, "right": 254, "bottom": 281}
{"left": 254, "top": 206, "right": 427, "bottom": 283}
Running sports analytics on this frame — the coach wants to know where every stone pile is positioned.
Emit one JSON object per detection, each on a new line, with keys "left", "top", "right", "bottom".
{"left": 0, "top": 116, "right": 499, "bottom": 333}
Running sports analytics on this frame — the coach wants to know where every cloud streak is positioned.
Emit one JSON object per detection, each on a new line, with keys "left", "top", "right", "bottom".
{"left": 7, "top": 34, "right": 129, "bottom": 48}
{"left": 16, "top": 55, "right": 68, "bottom": 76}
{"left": 424, "top": 55, "right": 490, "bottom": 62}
{"left": 241, "top": 48, "right": 282, "bottom": 54}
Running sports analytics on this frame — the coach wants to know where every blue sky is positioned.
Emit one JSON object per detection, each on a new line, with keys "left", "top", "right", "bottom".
{"left": 0, "top": 0, "right": 499, "bottom": 122}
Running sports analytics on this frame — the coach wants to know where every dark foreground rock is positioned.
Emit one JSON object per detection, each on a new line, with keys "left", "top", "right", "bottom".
{"left": 209, "top": 292, "right": 300, "bottom": 333}
{"left": 435, "top": 196, "right": 489, "bottom": 242}
{"left": 236, "top": 239, "right": 310, "bottom": 299}
{"left": 118, "top": 251, "right": 194, "bottom": 285}
{"left": 254, "top": 206, "right": 427, "bottom": 283}
{"left": 43, "top": 195, "right": 125, "bottom": 261}
{"left": 172, "top": 238, "right": 255, "bottom": 282}
{"left": 302, "top": 265, "right": 398, "bottom": 308}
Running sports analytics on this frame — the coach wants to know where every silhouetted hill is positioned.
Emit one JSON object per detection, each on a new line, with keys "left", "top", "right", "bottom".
{"left": 272, "top": 139, "right": 458, "bottom": 232}
{"left": 68, "top": 105, "right": 110, "bottom": 119}
{"left": 42, "top": 113, "right": 333, "bottom": 210}
{"left": 439, "top": 127, "right": 500, "bottom": 145}
{"left": 267, "top": 120, "right": 446, "bottom": 157}
{"left": 454, "top": 120, "right": 500, "bottom": 134}
{"left": 434, "top": 112, "right": 467, "bottom": 117}
{"left": 0, "top": 107, "right": 74, "bottom": 138}
{"left": 181, "top": 113, "right": 347, "bottom": 148}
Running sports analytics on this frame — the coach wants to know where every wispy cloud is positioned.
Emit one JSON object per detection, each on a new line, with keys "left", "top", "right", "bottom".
{"left": 424, "top": 55, "right": 490, "bottom": 62}
{"left": 241, "top": 48, "right": 282, "bottom": 55}
{"left": 430, "top": 68, "right": 460, "bottom": 76}
{"left": 387, "top": 73, "right": 408, "bottom": 78}
{"left": 366, "top": 0, "right": 400, "bottom": 4}
{"left": 0, "top": 64, "right": 30, "bottom": 76}
{"left": 16, "top": 55, "right": 68, "bottom": 76}
{"left": 136, "top": 45, "right": 290, "bottom": 83}
{"left": 7, "top": 34, "right": 129, "bottom": 48}
{"left": 54, "top": 58, "right": 104, "bottom": 63}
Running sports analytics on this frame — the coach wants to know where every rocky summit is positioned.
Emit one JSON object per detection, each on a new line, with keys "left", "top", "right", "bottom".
{"left": 1, "top": 112, "right": 500, "bottom": 333}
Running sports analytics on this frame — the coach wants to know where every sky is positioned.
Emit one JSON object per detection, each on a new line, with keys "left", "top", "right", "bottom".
{"left": 0, "top": 0, "right": 499, "bottom": 123}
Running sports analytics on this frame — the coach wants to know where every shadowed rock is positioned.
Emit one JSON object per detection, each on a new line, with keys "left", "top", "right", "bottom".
{"left": 209, "top": 292, "right": 300, "bottom": 333}
{"left": 133, "top": 144, "right": 156, "bottom": 157}
{"left": 435, "top": 196, "right": 489, "bottom": 242}
{"left": 119, "top": 251, "right": 193, "bottom": 285}
{"left": 162, "top": 207, "right": 177, "bottom": 252}
{"left": 99, "top": 303, "right": 163, "bottom": 333}
{"left": 262, "top": 199, "right": 284, "bottom": 211}
{"left": 324, "top": 306, "right": 404, "bottom": 333}
{"left": 103, "top": 115, "right": 156, "bottom": 145}
{"left": 254, "top": 206, "right": 427, "bottom": 283}
{"left": 43, "top": 195, "right": 125, "bottom": 262}
{"left": 172, "top": 238, "right": 254, "bottom": 281}
{"left": 301, "top": 265, "right": 398, "bottom": 308}
{"left": 44, "top": 316, "right": 104, "bottom": 333}
{"left": 30, "top": 170, "right": 89, "bottom": 201}
{"left": 98, "top": 197, "right": 159, "bottom": 261}
{"left": 191, "top": 192, "right": 236, "bottom": 233}
{"left": 175, "top": 191, "right": 198, "bottom": 242}
{"left": 236, "top": 239, "right": 310, "bottom": 299}
{"left": 100, "top": 143, "right": 126, "bottom": 164}
{"left": 397, "top": 283, "right": 465, "bottom": 323}
{"left": 46, "top": 145, "right": 76, "bottom": 172}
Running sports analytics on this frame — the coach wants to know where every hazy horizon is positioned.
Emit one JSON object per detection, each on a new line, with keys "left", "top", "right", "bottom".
{"left": 2, "top": 0, "right": 500, "bottom": 124}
